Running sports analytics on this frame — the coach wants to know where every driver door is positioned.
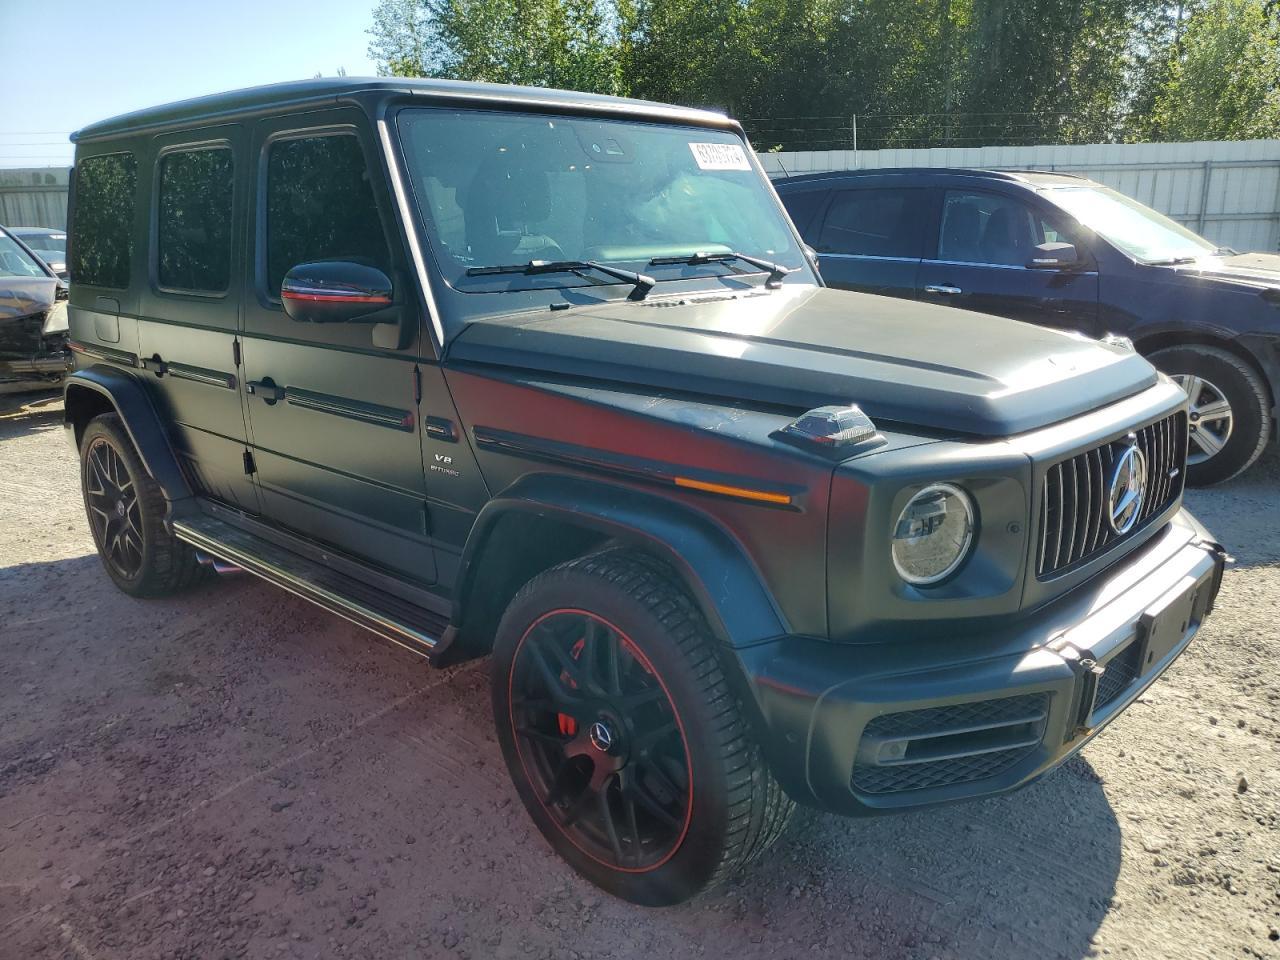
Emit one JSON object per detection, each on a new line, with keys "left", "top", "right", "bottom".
{"left": 917, "top": 189, "right": 1100, "bottom": 336}
{"left": 239, "top": 110, "right": 435, "bottom": 583}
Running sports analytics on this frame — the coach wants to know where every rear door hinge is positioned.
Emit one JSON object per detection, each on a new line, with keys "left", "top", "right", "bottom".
{"left": 232, "top": 339, "right": 242, "bottom": 367}
{"left": 242, "top": 450, "right": 256, "bottom": 475}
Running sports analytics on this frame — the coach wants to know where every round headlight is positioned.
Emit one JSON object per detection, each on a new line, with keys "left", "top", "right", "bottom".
{"left": 891, "top": 483, "right": 975, "bottom": 586}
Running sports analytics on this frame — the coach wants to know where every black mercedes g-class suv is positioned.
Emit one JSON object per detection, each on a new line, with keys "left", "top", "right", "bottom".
{"left": 64, "top": 79, "right": 1227, "bottom": 906}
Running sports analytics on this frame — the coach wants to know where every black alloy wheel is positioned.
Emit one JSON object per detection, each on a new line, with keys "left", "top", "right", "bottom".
{"left": 508, "top": 609, "right": 693, "bottom": 872}
{"left": 492, "top": 550, "right": 794, "bottom": 906}
{"left": 78, "top": 413, "right": 207, "bottom": 597}
{"left": 84, "top": 435, "right": 145, "bottom": 580}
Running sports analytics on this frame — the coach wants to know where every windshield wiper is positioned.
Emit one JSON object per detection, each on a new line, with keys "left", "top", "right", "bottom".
{"left": 648, "top": 251, "right": 796, "bottom": 288}
{"left": 1145, "top": 255, "right": 1199, "bottom": 266}
{"left": 465, "top": 259, "right": 655, "bottom": 300}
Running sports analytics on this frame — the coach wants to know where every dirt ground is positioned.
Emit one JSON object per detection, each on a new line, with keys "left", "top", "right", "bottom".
{"left": 0, "top": 392, "right": 1277, "bottom": 960}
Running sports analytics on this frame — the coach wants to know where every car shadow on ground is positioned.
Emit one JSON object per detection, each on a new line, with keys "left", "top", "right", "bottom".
{"left": 2, "top": 549, "right": 1122, "bottom": 959}
{"left": 665, "top": 757, "right": 1121, "bottom": 958}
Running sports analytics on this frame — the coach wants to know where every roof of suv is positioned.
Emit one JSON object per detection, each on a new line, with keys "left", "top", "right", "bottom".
{"left": 774, "top": 167, "right": 1091, "bottom": 189}
{"left": 72, "top": 77, "right": 734, "bottom": 143}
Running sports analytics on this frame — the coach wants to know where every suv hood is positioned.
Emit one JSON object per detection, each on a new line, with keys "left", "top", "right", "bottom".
{"left": 448, "top": 285, "right": 1157, "bottom": 437}
{"left": 1180, "top": 252, "right": 1280, "bottom": 289}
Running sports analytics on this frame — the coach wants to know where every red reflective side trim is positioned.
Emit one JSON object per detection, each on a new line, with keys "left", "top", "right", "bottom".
{"left": 281, "top": 290, "right": 392, "bottom": 304}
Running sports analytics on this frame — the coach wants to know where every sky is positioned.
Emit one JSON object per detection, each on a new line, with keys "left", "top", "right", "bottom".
{"left": 0, "top": 0, "right": 381, "bottom": 168}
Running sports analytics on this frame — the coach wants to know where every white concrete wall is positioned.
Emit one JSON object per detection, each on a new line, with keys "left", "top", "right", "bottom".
{"left": 758, "top": 140, "right": 1280, "bottom": 252}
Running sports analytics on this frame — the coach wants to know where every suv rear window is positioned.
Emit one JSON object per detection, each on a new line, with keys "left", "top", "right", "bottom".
{"left": 264, "top": 134, "right": 390, "bottom": 298}
{"left": 817, "top": 188, "right": 923, "bottom": 258}
{"left": 71, "top": 152, "right": 137, "bottom": 288}
{"left": 158, "top": 147, "right": 234, "bottom": 293}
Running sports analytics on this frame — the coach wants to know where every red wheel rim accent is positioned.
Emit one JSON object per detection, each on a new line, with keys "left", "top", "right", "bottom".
{"left": 508, "top": 609, "right": 694, "bottom": 873}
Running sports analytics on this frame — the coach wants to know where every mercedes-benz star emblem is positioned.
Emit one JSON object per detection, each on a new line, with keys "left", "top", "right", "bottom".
{"left": 588, "top": 721, "right": 614, "bottom": 754}
{"left": 1108, "top": 442, "right": 1147, "bottom": 534}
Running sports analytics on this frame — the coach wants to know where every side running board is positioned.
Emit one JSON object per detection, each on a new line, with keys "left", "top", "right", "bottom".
{"left": 172, "top": 514, "right": 450, "bottom": 662}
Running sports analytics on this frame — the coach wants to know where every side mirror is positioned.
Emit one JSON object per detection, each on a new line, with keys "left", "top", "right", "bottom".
{"left": 281, "top": 261, "right": 394, "bottom": 324}
{"left": 804, "top": 243, "right": 822, "bottom": 277}
{"left": 1028, "top": 241, "right": 1079, "bottom": 269}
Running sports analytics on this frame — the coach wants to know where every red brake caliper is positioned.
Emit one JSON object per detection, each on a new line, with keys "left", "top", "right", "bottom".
{"left": 557, "top": 637, "right": 586, "bottom": 737}
{"left": 556, "top": 633, "right": 655, "bottom": 736}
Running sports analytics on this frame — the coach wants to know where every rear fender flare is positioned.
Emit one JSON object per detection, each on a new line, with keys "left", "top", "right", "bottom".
{"left": 63, "top": 365, "right": 194, "bottom": 511}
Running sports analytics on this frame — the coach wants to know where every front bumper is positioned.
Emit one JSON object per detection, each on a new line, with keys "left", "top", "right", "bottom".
{"left": 738, "top": 509, "right": 1226, "bottom": 815}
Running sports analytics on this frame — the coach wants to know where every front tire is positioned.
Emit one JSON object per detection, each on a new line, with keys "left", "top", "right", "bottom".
{"left": 79, "top": 413, "right": 206, "bottom": 597}
{"left": 491, "top": 550, "right": 793, "bottom": 905}
{"left": 1148, "top": 345, "right": 1271, "bottom": 486}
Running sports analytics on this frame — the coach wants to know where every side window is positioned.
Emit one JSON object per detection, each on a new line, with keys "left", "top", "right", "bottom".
{"left": 781, "top": 189, "right": 828, "bottom": 237}
{"left": 1030, "top": 208, "right": 1084, "bottom": 255}
{"left": 157, "top": 147, "right": 234, "bottom": 293}
{"left": 264, "top": 134, "right": 390, "bottom": 297}
{"left": 71, "top": 153, "right": 137, "bottom": 288}
{"left": 816, "top": 188, "right": 922, "bottom": 258}
{"left": 938, "top": 190, "right": 1039, "bottom": 267}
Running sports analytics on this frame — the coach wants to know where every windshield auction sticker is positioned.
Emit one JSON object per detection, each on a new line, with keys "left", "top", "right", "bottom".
{"left": 688, "top": 142, "right": 752, "bottom": 171}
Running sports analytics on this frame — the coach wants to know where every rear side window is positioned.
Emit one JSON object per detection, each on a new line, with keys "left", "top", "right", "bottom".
{"left": 817, "top": 188, "right": 923, "bottom": 258}
{"left": 264, "top": 134, "right": 390, "bottom": 297}
{"left": 71, "top": 152, "right": 137, "bottom": 288}
{"left": 158, "top": 147, "right": 234, "bottom": 293}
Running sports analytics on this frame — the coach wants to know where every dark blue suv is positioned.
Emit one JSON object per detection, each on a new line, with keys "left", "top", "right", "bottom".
{"left": 777, "top": 168, "right": 1280, "bottom": 485}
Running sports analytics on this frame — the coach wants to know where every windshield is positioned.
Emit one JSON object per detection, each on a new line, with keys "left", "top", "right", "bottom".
{"left": 1042, "top": 185, "right": 1217, "bottom": 263}
{"left": 395, "top": 108, "right": 803, "bottom": 297}
{"left": 0, "top": 232, "right": 49, "bottom": 279}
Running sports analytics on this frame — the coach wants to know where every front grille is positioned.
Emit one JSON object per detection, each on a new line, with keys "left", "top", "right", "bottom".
{"left": 1036, "top": 411, "right": 1187, "bottom": 579}
{"left": 1094, "top": 642, "right": 1143, "bottom": 711}
{"left": 851, "top": 694, "right": 1048, "bottom": 795}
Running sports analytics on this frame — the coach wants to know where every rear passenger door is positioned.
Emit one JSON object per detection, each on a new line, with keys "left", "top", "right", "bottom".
{"left": 917, "top": 189, "right": 1100, "bottom": 335}
{"left": 136, "top": 127, "right": 259, "bottom": 513}
{"left": 240, "top": 111, "right": 436, "bottom": 583}
{"left": 811, "top": 187, "right": 927, "bottom": 299}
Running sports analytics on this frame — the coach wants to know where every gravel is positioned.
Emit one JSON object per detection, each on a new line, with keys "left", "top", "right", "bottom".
{"left": 1, "top": 393, "right": 1277, "bottom": 960}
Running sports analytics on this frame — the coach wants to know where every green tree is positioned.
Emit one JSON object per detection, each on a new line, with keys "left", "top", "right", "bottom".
{"left": 1145, "top": 0, "right": 1280, "bottom": 139}
{"left": 960, "top": 0, "right": 1138, "bottom": 144}
{"left": 619, "top": 0, "right": 747, "bottom": 110}
{"left": 369, "top": 0, "right": 624, "bottom": 94}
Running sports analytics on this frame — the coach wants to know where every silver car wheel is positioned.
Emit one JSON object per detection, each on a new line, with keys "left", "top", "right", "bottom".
{"left": 1173, "top": 373, "right": 1234, "bottom": 465}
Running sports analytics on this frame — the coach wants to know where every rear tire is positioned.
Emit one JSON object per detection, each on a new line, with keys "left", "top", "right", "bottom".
{"left": 491, "top": 550, "right": 793, "bottom": 906}
{"left": 1148, "top": 345, "right": 1270, "bottom": 486}
{"left": 79, "top": 413, "right": 207, "bottom": 597}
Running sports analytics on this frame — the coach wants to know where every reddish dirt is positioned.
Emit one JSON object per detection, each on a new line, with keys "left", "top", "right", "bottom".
{"left": 1, "top": 396, "right": 1277, "bottom": 960}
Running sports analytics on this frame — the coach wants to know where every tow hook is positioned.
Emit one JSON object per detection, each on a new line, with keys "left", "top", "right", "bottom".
{"left": 1048, "top": 637, "right": 1108, "bottom": 738}
{"left": 1195, "top": 538, "right": 1235, "bottom": 565}
{"left": 1194, "top": 539, "right": 1233, "bottom": 614}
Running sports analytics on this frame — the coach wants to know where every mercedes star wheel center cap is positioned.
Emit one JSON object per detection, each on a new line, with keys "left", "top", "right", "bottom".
{"left": 588, "top": 720, "right": 615, "bottom": 754}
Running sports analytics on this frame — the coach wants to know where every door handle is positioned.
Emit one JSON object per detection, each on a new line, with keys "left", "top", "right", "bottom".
{"left": 141, "top": 355, "right": 168, "bottom": 377}
{"left": 246, "top": 378, "right": 285, "bottom": 404}
{"left": 924, "top": 284, "right": 963, "bottom": 296}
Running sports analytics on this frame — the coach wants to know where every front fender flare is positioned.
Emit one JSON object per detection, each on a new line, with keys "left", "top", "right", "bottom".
{"left": 63, "top": 365, "right": 194, "bottom": 512}
{"left": 454, "top": 473, "right": 790, "bottom": 649}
